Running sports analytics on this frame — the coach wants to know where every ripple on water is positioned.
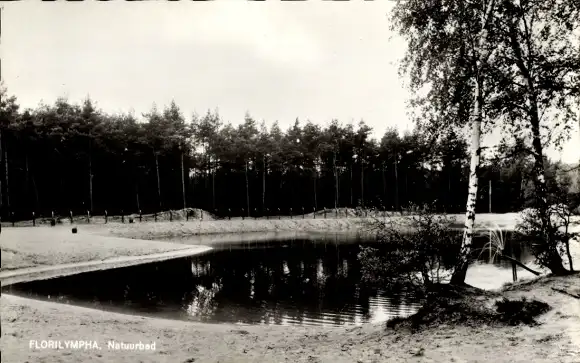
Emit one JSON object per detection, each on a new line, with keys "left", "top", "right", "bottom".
{"left": 2, "top": 234, "right": 537, "bottom": 326}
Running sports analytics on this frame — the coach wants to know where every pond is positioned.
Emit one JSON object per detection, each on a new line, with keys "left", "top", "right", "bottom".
{"left": 2, "top": 232, "right": 535, "bottom": 327}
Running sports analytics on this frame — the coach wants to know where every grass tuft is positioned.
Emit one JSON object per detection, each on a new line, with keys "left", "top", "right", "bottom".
{"left": 495, "top": 297, "right": 551, "bottom": 326}
{"left": 385, "top": 286, "right": 551, "bottom": 331}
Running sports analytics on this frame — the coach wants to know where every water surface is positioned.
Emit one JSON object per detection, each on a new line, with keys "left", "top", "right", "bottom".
{"left": 3, "top": 232, "right": 534, "bottom": 326}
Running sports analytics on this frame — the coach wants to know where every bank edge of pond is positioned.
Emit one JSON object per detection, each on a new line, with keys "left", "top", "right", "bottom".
{"left": 0, "top": 245, "right": 212, "bottom": 287}
{"left": 2, "top": 273, "right": 579, "bottom": 363}
{"left": 81, "top": 213, "right": 525, "bottom": 241}
{"left": 0, "top": 227, "right": 215, "bottom": 284}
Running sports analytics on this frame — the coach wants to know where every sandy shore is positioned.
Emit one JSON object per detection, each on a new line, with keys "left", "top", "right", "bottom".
{"left": 2, "top": 274, "right": 579, "bottom": 363}
{"left": 0, "top": 227, "right": 211, "bottom": 273}
{"left": 78, "top": 213, "right": 528, "bottom": 241}
{"left": 2, "top": 214, "right": 579, "bottom": 362}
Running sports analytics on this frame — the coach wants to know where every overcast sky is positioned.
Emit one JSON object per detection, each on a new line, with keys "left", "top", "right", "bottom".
{"left": 2, "top": 2, "right": 578, "bottom": 163}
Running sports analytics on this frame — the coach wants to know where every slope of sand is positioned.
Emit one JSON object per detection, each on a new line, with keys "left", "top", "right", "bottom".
{"left": 2, "top": 273, "right": 579, "bottom": 363}
{"left": 0, "top": 227, "right": 210, "bottom": 273}
{"left": 78, "top": 212, "right": 528, "bottom": 241}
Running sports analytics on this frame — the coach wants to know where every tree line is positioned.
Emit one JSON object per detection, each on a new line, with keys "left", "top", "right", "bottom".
{"left": 0, "top": 85, "right": 577, "bottom": 221}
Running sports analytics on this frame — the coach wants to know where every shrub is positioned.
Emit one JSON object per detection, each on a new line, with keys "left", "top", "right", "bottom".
{"left": 517, "top": 200, "right": 578, "bottom": 274}
{"left": 495, "top": 297, "right": 550, "bottom": 325}
{"left": 359, "top": 204, "right": 461, "bottom": 293}
{"left": 387, "top": 295, "right": 551, "bottom": 330}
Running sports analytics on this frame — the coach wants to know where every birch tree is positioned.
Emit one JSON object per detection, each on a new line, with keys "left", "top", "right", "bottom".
{"left": 392, "top": 0, "right": 499, "bottom": 284}
{"left": 488, "top": 0, "right": 580, "bottom": 274}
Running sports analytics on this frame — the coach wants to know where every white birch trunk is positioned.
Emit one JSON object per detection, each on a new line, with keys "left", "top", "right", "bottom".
{"left": 451, "top": 82, "right": 483, "bottom": 284}
{"left": 451, "top": 0, "right": 496, "bottom": 284}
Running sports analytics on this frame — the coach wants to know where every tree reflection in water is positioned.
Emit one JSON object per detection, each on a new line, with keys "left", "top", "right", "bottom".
{"left": 5, "top": 238, "right": 436, "bottom": 326}
{"left": 177, "top": 240, "right": 424, "bottom": 326}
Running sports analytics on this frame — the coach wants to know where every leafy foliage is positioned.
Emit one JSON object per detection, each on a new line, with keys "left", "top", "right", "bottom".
{"left": 358, "top": 205, "right": 462, "bottom": 293}
{"left": 517, "top": 201, "right": 578, "bottom": 273}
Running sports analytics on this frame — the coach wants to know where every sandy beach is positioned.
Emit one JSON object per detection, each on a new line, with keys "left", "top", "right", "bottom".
{"left": 2, "top": 274, "right": 579, "bottom": 363}
{"left": 1, "top": 214, "right": 579, "bottom": 362}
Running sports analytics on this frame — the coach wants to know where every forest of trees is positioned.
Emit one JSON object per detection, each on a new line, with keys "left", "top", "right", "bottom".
{"left": 0, "top": 86, "right": 578, "bottom": 221}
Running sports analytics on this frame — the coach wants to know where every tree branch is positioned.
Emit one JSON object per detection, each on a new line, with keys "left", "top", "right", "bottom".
{"left": 551, "top": 287, "right": 580, "bottom": 299}
{"left": 501, "top": 254, "right": 541, "bottom": 275}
